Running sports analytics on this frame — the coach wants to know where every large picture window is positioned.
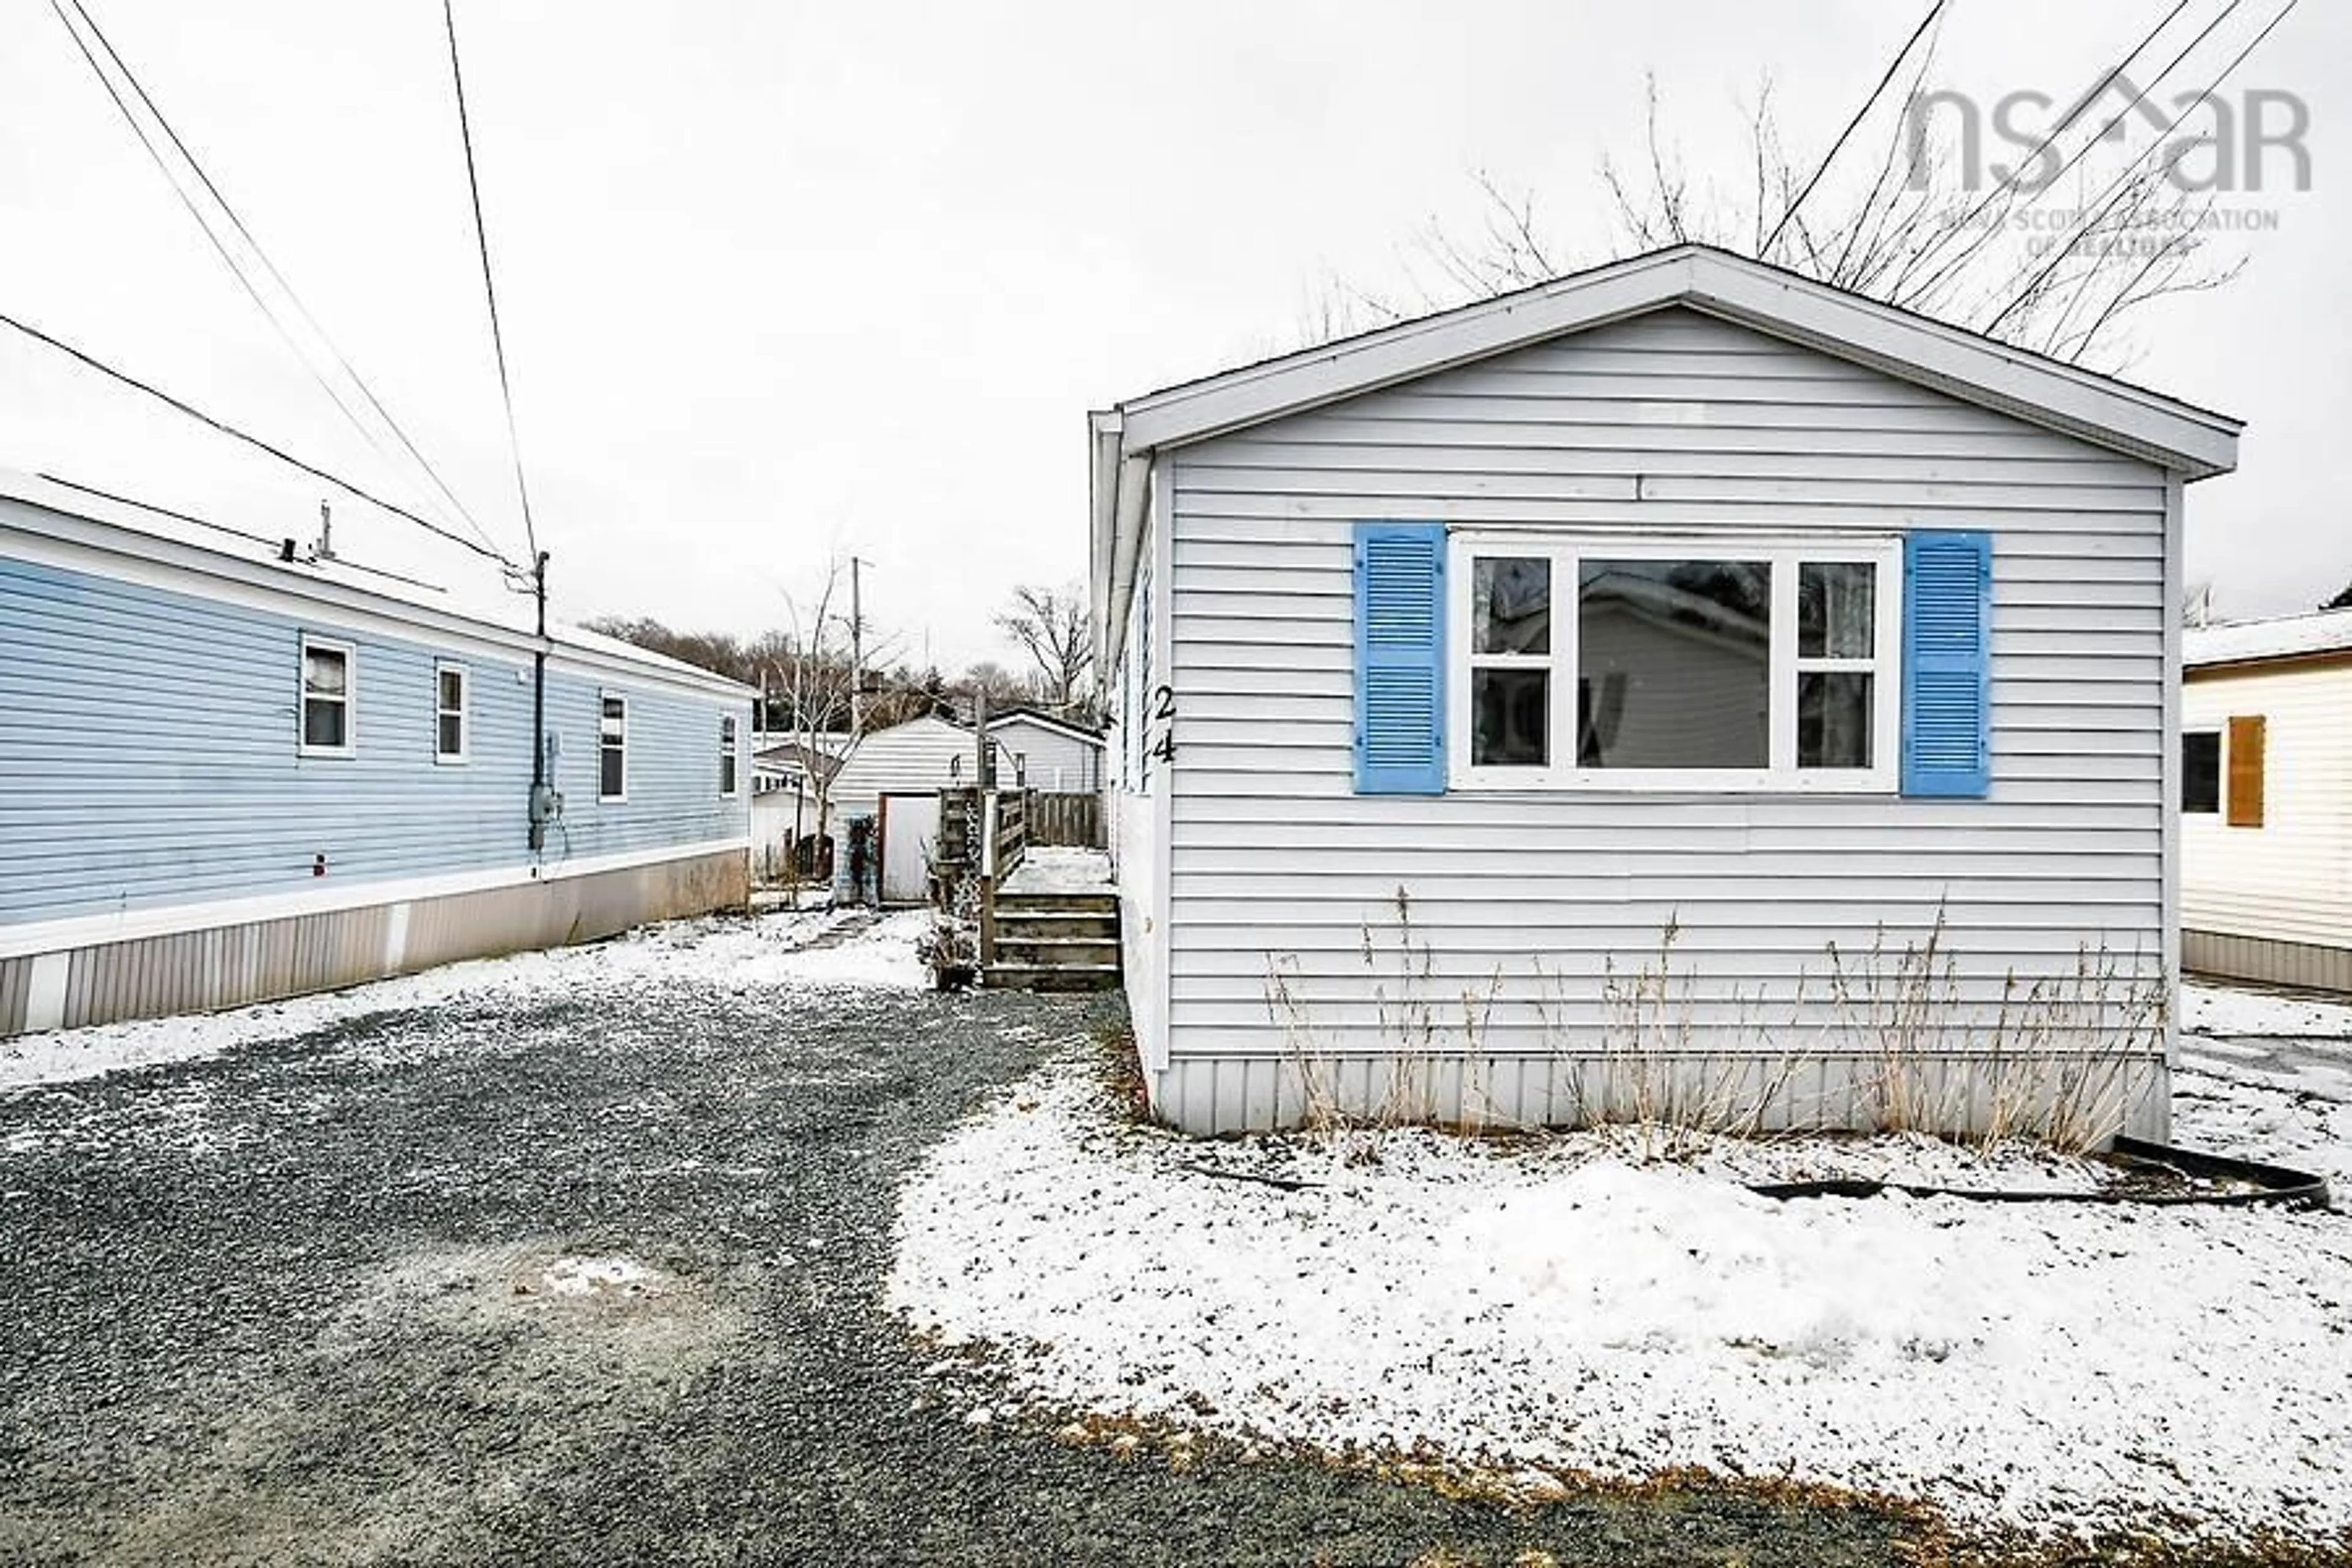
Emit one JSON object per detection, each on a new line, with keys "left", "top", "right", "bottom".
{"left": 1450, "top": 533, "right": 1901, "bottom": 791}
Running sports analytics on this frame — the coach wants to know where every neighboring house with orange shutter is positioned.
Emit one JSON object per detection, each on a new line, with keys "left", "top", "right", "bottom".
{"left": 1090, "top": 244, "right": 2242, "bottom": 1142}
{"left": 2182, "top": 608, "right": 2352, "bottom": 993}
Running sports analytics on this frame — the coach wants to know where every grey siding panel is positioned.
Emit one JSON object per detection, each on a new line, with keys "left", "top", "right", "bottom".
{"left": 2184, "top": 930, "right": 2352, "bottom": 995}
{"left": 2, "top": 848, "right": 749, "bottom": 1037}
{"left": 1150, "top": 1052, "right": 2171, "bottom": 1142}
{"left": 1161, "top": 307, "right": 2171, "bottom": 1113}
{"left": 0, "top": 956, "right": 26, "bottom": 1035}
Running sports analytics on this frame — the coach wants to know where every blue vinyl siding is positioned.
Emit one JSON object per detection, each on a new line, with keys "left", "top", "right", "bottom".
{"left": 0, "top": 552, "right": 750, "bottom": 926}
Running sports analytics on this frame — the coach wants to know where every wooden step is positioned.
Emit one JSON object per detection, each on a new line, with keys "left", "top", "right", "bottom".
{"left": 981, "top": 962, "right": 1123, "bottom": 993}
{"left": 995, "top": 891, "right": 1118, "bottom": 917}
{"left": 993, "top": 936, "right": 1121, "bottom": 968}
{"left": 993, "top": 911, "right": 1120, "bottom": 941}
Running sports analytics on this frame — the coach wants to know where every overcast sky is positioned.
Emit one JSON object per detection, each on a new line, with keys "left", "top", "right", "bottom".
{"left": 1, "top": 0, "right": 2342, "bottom": 671}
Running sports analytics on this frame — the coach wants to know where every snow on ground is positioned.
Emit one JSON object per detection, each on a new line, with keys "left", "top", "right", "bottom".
{"left": 889, "top": 1058, "right": 2352, "bottom": 1546}
{"left": 0, "top": 905, "right": 927, "bottom": 1093}
{"left": 2184, "top": 979, "right": 2352, "bottom": 1044}
{"left": 998, "top": 846, "right": 1114, "bottom": 895}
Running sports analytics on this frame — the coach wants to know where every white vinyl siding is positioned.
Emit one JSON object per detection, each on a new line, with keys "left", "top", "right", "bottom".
{"left": 1157, "top": 307, "right": 2171, "bottom": 1103}
{"left": 986, "top": 715, "right": 1102, "bottom": 792}
{"left": 2183, "top": 662, "right": 2352, "bottom": 949}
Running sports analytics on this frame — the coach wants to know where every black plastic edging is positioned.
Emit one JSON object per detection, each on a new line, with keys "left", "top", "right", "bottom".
{"left": 1749, "top": 1136, "right": 2330, "bottom": 1210}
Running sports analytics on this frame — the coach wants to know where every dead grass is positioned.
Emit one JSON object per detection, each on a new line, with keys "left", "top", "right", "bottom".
{"left": 1267, "top": 896, "right": 2171, "bottom": 1157}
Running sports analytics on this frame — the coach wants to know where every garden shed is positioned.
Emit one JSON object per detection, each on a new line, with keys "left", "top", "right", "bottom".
{"left": 1090, "top": 244, "right": 2241, "bottom": 1141}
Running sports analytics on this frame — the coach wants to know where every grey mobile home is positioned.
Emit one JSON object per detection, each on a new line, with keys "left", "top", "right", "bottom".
{"left": 1091, "top": 245, "right": 2239, "bottom": 1141}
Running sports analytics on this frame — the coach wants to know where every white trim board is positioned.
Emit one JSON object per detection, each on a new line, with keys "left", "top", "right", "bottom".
{"left": 0, "top": 836, "right": 752, "bottom": 961}
{"left": 1116, "top": 247, "right": 2241, "bottom": 473}
{"left": 1092, "top": 245, "right": 2242, "bottom": 677}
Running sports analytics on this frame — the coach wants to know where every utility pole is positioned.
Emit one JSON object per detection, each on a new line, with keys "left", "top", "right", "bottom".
{"left": 849, "top": 556, "right": 870, "bottom": 735}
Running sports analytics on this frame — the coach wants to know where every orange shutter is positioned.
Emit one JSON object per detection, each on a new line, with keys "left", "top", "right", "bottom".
{"left": 2225, "top": 715, "right": 2266, "bottom": 828}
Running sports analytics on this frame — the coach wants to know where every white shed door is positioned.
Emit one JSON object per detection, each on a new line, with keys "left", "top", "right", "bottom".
{"left": 878, "top": 793, "right": 940, "bottom": 905}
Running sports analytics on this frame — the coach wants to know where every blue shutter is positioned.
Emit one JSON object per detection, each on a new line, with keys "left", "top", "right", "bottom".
{"left": 1902, "top": 530, "right": 1991, "bottom": 797}
{"left": 1354, "top": 521, "right": 1447, "bottom": 794}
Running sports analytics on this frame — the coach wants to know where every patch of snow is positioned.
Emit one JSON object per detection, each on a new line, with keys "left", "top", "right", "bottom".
{"left": 537, "top": 1254, "right": 662, "bottom": 1298}
{"left": 1000, "top": 846, "right": 1114, "bottom": 895}
{"left": 0, "top": 903, "right": 922, "bottom": 1094}
{"left": 2176, "top": 1066, "right": 2352, "bottom": 1204}
{"left": 2184, "top": 981, "right": 2352, "bottom": 1043}
{"left": 889, "top": 1059, "right": 2352, "bottom": 1545}
{"left": 2184, "top": 606, "right": 2352, "bottom": 668}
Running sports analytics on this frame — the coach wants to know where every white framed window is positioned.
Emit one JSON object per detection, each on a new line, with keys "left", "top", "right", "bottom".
{"left": 298, "top": 636, "right": 355, "bottom": 757}
{"left": 1448, "top": 531, "right": 1901, "bottom": 793}
{"left": 435, "top": 662, "right": 470, "bottom": 764}
{"left": 719, "top": 714, "right": 740, "bottom": 797}
{"left": 599, "top": 693, "right": 628, "bottom": 801}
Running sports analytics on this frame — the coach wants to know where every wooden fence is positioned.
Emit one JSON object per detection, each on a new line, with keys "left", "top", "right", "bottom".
{"left": 1026, "top": 791, "right": 1103, "bottom": 849}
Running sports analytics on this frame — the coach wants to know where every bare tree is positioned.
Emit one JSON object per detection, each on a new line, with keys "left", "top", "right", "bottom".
{"left": 1314, "top": 10, "right": 2264, "bottom": 371}
{"left": 993, "top": 584, "right": 1094, "bottom": 715}
{"left": 766, "top": 557, "right": 892, "bottom": 896}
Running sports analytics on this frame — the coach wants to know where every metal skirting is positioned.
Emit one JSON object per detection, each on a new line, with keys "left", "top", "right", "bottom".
{"left": 2185, "top": 929, "right": 2352, "bottom": 996}
{"left": 0, "top": 849, "right": 750, "bottom": 1038}
{"left": 1147, "top": 1049, "right": 2171, "bottom": 1144}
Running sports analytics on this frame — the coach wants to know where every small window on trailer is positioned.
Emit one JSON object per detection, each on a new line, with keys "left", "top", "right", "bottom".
{"left": 435, "top": 662, "right": 470, "bottom": 763}
{"left": 2182, "top": 729, "right": 2221, "bottom": 813}
{"left": 599, "top": 694, "right": 628, "bottom": 801}
{"left": 719, "top": 714, "right": 739, "bottom": 797}
{"left": 299, "top": 637, "right": 354, "bottom": 756}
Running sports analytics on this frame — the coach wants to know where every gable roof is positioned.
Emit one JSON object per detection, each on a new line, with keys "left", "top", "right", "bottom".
{"left": 2186, "top": 607, "right": 2352, "bottom": 671}
{"left": 983, "top": 706, "right": 1106, "bottom": 745}
{"left": 0, "top": 468, "right": 755, "bottom": 701}
{"left": 1089, "top": 243, "right": 2244, "bottom": 666}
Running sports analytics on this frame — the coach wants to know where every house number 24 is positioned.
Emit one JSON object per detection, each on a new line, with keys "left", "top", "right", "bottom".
{"left": 1150, "top": 684, "right": 1176, "bottom": 764}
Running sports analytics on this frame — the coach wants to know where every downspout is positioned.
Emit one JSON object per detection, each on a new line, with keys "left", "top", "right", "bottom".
{"left": 527, "top": 549, "right": 556, "bottom": 852}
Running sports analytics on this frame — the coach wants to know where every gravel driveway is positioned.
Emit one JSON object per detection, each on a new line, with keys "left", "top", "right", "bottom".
{"left": 0, "top": 912, "right": 1910, "bottom": 1567}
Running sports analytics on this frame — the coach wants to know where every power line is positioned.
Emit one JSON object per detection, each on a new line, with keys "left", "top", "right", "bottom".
{"left": 48, "top": 0, "right": 507, "bottom": 563}
{"left": 1902, "top": 0, "right": 2235, "bottom": 310}
{"left": 1983, "top": 0, "right": 2297, "bottom": 335}
{"left": 0, "top": 306, "right": 515, "bottom": 565}
{"left": 442, "top": 0, "right": 540, "bottom": 566}
{"left": 1762, "top": 0, "right": 1947, "bottom": 256}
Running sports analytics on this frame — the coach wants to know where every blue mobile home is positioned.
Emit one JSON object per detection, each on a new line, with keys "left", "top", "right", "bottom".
{"left": 0, "top": 472, "right": 755, "bottom": 1036}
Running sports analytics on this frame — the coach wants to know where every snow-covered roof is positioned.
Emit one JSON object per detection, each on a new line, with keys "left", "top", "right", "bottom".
{"left": 2185, "top": 607, "right": 2352, "bottom": 671}
{"left": 984, "top": 706, "right": 1105, "bottom": 745}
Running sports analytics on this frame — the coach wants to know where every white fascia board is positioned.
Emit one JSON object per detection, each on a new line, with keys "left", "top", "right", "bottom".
{"left": 1099, "top": 444, "right": 1153, "bottom": 678}
{"left": 1089, "top": 410, "right": 1123, "bottom": 669}
{"left": 0, "top": 488, "right": 753, "bottom": 704}
{"left": 1681, "top": 258, "right": 2241, "bottom": 480}
{"left": 1111, "top": 245, "right": 2240, "bottom": 480}
{"left": 984, "top": 710, "right": 1104, "bottom": 746}
{"left": 1118, "top": 250, "right": 1697, "bottom": 454}
{"left": 0, "top": 835, "right": 752, "bottom": 961}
